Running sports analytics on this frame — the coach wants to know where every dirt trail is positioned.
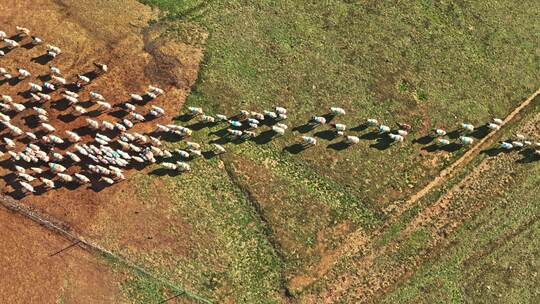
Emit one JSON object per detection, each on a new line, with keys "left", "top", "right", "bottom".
{"left": 302, "top": 106, "right": 540, "bottom": 303}
{"left": 289, "top": 88, "right": 540, "bottom": 292}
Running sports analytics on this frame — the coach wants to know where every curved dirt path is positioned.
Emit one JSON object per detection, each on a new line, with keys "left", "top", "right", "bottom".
{"left": 289, "top": 87, "right": 540, "bottom": 293}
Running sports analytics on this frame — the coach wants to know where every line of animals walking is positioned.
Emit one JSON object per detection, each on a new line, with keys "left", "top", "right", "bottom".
{"left": 0, "top": 25, "right": 538, "bottom": 197}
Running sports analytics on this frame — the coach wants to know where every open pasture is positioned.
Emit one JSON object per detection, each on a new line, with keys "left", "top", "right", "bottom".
{"left": 0, "top": 0, "right": 538, "bottom": 303}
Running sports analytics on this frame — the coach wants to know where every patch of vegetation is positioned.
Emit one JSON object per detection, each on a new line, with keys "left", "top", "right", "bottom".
{"left": 137, "top": 0, "right": 539, "bottom": 301}
{"left": 383, "top": 164, "right": 540, "bottom": 303}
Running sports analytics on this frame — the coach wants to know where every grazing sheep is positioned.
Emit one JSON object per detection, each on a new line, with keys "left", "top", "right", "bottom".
{"left": 500, "top": 142, "right": 513, "bottom": 150}
{"left": 487, "top": 123, "right": 500, "bottom": 131}
{"left": 74, "top": 105, "right": 87, "bottom": 115}
{"left": 43, "top": 82, "right": 55, "bottom": 91}
{"left": 25, "top": 132, "right": 37, "bottom": 140}
{"left": 330, "top": 107, "right": 346, "bottom": 115}
{"left": 302, "top": 136, "right": 317, "bottom": 146}
{"left": 264, "top": 111, "right": 278, "bottom": 119}
{"left": 216, "top": 114, "right": 228, "bottom": 121}
{"left": 30, "top": 167, "right": 43, "bottom": 174}
{"left": 176, "top": 161, "right": 191, "bottom": 172}
{"left": 389, "top": 134, "right": 404, "bottom": 142}
{"left": 511, "top": 141, "right": 524, "bottom": 149}
{"left": 4, "top": 39, "right": 19, "bottom": 48}
{"left": 176, "top": 149, "right": 190, "bottom": 158}
{"left": 33, "top": 37, "right": 46, "bottom": 46}
{"left": 378, "top": 125, "right": 390, "bottom": 134}
{"left": 123, "top": 119, "right": 134, "bottom": 128}
{"left": 229, "top": 120, "right": 242, "bottom": 127}
{"left": 155, "top": 124, "right": 170, "bottom": 132}
{"left": 90, "top": 92, "right": 105, "bottom": 101}
{"left": 493, "top": 118, "right": 504, "bottom": 125}
{"left": 47, "top": 44, "right": 61, "bottom": 55}
{"left": 515, "top": 134, "right": 526, "bottom": 141}
{"left": 86, "top": 118, "right": 100, "bottom": 129}
{"left": 41, "top": 177, "right": 55, "bottom": 189}
{"left": 461, "top": 123, "right": 474, "bottom": 132}
{"left": 397, "top": 130, "right": 408, "bottom": 137}
{"left": 200, "top": 115, "right": 215, "bottom": 123}
{"left": 272, "top": 126, "right": 285, "bottom": 135}
{"left": 459, "top": 136, "right": 474, "bottom": 145}
{"left": 4, "top": 137, "right": 16, "bottom": 148}
{"left": 434, "top": 129, "right": 446, "bottom": 137}
{"left": 11, "top": 102, "right": 26, "bottom": 112}
{"left": 150, "top": 105, "right": 165, "bottom": 117}
{"left": 186, "top": 142, "right": 201, "bottom": 150}
{"left": 18, "top": 68, "right": 31, "bottom": 79}
{"left": 97, "top": 101, "right": 112, "bottom": 111}
{"left": 33, "top": 107, "right": 47, "bottom": 116}
{"left": 57, "top": 173, "right": 73, "bottom": 182}
{"left": 41, "top": 123, "right": 55, "bottom": 132}
{"left": 29, "top": 83, "right": 43, "bottom": 92}
{"left": 367, "top": 118, "right": 378, "bottom": 126}
{"left": 49, "top": 162, "right": 66, "bottom": 173}
{"left": 227, "top": 129, "right": 243, "bottom": 137}
{"left": 77, "top": 74, "right": 90, "bottom": 84}
{"left": 130, "top": 94, "right": 143, "bottom": 102}
{"left": 50, "top": 66, "right": 61, "bottom": 75}
{"left": 16, "top": 26, "right": 30, "bottom": 36}
{"left": 94, "top": 62, "right": 108, "bottom": 73}
{"left": 311, "top": 116, "right": 326, "bottom": 125}
{"left": 75, "top": 173, "right": 90, "bottom": 184}
{"left": 213, "top": 144, "right": 226, "bottom": 154}
{"left": 20, "top": 181, "right": 35, "bottom": 193}
{"left": 131, "top": 112, "right": 145, "bottom": 122}
{"left": 345, "top": 135, "right": 360, "bottom": 144}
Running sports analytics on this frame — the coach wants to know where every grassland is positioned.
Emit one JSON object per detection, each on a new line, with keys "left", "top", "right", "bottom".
{"left": 122, "top": 0, "right": 540, "bottom": 302}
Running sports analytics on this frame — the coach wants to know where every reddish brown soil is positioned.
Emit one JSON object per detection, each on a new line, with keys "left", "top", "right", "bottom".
{"left": 0, "top": 207, "right": 125, "bottom": 303}
{"left": 0, "top": 0, "right": 204, "bottom": 300}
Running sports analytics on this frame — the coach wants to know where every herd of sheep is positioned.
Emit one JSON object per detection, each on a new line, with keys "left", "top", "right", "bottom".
{"left": 0, "top": 25, "right": 538, "bottom": 196}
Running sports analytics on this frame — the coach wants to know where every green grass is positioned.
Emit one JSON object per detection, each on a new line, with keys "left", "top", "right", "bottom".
{"left": 383, "top": 163, "right": 540, "bottom": 304}
{"left": 132, "top": 0, "right": 539, "bottom": 301}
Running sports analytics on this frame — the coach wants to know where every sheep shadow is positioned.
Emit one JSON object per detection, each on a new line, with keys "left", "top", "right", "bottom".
{"left": 469, "top": 125, "right": 490, "bottom": 139}
{"left": 7, "top": 77, "right": 23, "bottom": 86}
{"left": 0, "top": 46, "right": 14, "bottom": 56}
{"left": 283, "top": 143, "right": 308, "bottom": 154}
{"left": 175, "top": 114, "right": 193, "bottom": 122}
{"left": 322, "top": 113, "right": 336, "bottom": 124}
{"left": 186, "top": 121, "right": 212, "bottom": 131}
{"left": 150, "top": 168, "right": 181, "bottom": 177}
{"left": 9, "top": 34, "right": 24, "bottom": 42}
{"left": 327, "top": 141, "right": 351, "bottom": 151}
{"left": 314, "top": 130, "right": 338, "bottom": 141}
{"left": 292, "top": 123, "right": 316, "bottom": 134}
{"left": 482, "top": 147, "right": 509, "bottom": 157}
{"left": 31, "top": 54, "right": 54, "bottom": 65}
{"left": 209, "top": 127, "right": 229, "bottom": 138}
{"left": 203, "top": 151, "right": 217, "bottom": 159}
{"left": 350, "top": 123, "right": 368, "bottom": 132}
{"left": 22, "top": 115, "right": 40, "bottom": 129}
{"left": 71, "top": 125, "right": 93, "bottom": 137}
{"left": 369, "top": 136, "right": 393, "bottom": 150}
{"left": 21, "top": 42, "right": 36, "bottom": 50}
{"left": 516, "top": 149, "right": 539, "bottom": 164}
{"left": 57, "top": 113, "right": 77, "bottom": 123}
{"left": 413, "top": 135, "right": 434, "bottom": 145}
{"left": 252, "top": 130, "right": 276, "bottom": 145}
{"left": 17, "top": 90, "right": 33, "bottom": 99}
{"left": 51, "top": 98, "right": 71, "bottom": 111}
{"left": 109, "top": 109, "right": 128, "bottom": 119}
{"left": 37, "top": 74, "right": 51, "bottom": 82}
{"left": 447, "top": 130, "right": 461, "bottom": 140}
{"left": 360, "top": 131, "right": 383, "bottom": 141}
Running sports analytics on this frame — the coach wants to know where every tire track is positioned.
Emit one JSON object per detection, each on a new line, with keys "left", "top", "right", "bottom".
{"left": 307, "top": 110, "right": 540, "bottom": 303}
{"left": 289, "top": 88, "right": 540, "bottom": 293}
